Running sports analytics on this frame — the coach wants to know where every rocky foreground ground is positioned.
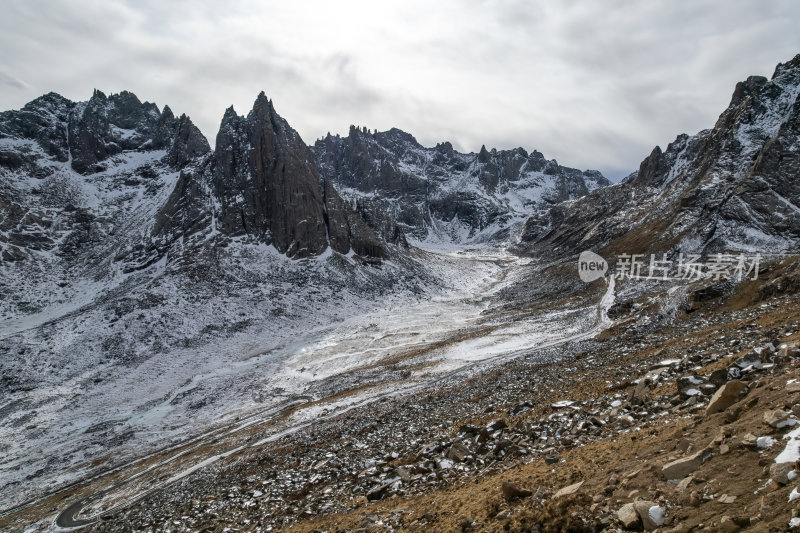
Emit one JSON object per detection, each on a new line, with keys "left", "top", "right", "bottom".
{"left": 83, "top": 256, "right": 800, "bottom": 533}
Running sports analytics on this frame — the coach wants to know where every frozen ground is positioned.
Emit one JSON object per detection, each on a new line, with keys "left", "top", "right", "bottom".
{"left": 0, "top": 244, "right": 615, "bottom": 530}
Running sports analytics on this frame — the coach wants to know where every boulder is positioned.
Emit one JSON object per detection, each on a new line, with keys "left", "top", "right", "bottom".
{"left": 709, "top": 369, "right": 729, "bottom": 387}
{"left": 662, "top": 448, "right": 712, "bottom": 480}
{"left": 501, "top": 482, "right": 532, "bottom": 501}
{"left": 487, "top": 419, "right": 507, "bottom": 432}
{"left": 677, "top": 376, "right": 704, "bottom": 399}
{"left": 634, "top": 501, "right": 665, "bottom": 531}
{"left": 553, "top": 480, "right": 584, "bottom": 498}
{"left": 630, "top": 381, "right": 650, "bottom": 404}
{"left": 763, "top": 409, "right": 792, "bottom": 428}
{"left": 720, "top": 515, "right": 741, "bottom": 533}
{"left": 446, "top": 442, "right": 470, "bottom": 463}
{"left": 769, "top": 462, "right": 796, "bottom": 485}
{"left": 366, "top": 479, "right": 399, "bottom": 501}
{"left": 617, "top": 502, "right": 641, "bottom": 530}
{"left": 706, "top": 381, "right": 748, "bottom": 414}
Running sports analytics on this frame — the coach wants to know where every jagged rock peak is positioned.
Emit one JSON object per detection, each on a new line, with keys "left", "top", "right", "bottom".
{"left": 210, "top": 92, "right": 385, "bottom": 258}
{"left": 0, "top": 89, "right": 210, "bottom": 173}
{"left": 312, "top": 122, "right": 610, "bottom": 244}
{"left": 517, "top": 53, "right": 800, "bottom": 258}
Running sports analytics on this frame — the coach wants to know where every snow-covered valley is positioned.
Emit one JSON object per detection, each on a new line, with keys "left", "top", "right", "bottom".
{"left": 0, "top": 245, "right": 615, "bottom": 531}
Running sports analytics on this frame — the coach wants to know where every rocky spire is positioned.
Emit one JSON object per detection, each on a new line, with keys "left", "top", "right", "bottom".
{"left": 210, "top": 92, "right": 385, "bottom": 258}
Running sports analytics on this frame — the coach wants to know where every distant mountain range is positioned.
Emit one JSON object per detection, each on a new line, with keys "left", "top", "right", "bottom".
{"left": 313, "top": 127, "right": 608, "bottom": 245}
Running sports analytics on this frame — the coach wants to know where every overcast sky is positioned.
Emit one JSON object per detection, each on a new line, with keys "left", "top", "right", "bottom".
{"left": 1, "top": 1, "right": 798, "bottom": 179}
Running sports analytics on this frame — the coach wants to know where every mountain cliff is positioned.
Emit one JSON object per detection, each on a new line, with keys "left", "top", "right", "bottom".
{"left": 313, "top": 126, "right": 609, "bottom": 245}
{"left": 517, "top": 54, "right": 800, "bottom": 260}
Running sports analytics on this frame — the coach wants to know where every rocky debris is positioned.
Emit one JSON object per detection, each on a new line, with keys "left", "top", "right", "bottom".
{"left": 706, "top": 380, "right": 748, "bottom": 414}
{"left": 74, "top": 258, "right": 800, "bottom": 533}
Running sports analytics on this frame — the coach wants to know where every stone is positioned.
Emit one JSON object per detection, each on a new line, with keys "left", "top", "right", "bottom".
{"left": 553, "top": 480, "right": 584, "bottom": 498}
{"left": 501, "top": 482, "right": 531, "bottom": 501}
{"left": 720, "top": 516, "right": 741, "bottom": 533}
{"left": 764, "top": 409, "right": 791, "bottom": 428}
{"left": 366, "top": 479, "right": 397, "bottom": 501}
{"left": 706, "top": 381, "right": 748, "bottom": 414}
{"left": 677, "top": 376, "right": 704, "bottom": 399}
{"left": 769, "top": 462, "right": 796, "bottom": 485}
{"left": 676, "top": 476, "right": 693, "bottom": 492}
{"left": 741, "top": 433, "right": 759, "bottom": 448}
{"left": 487, "top": 419, "right": 507, "bottom": 432}
{"left": 718, "top": 494, "right": 736, "bottom": 504}
{"left": 733, "top": 351, "right": 763, "bottom": 369}
{"left": 662, "top": 448, "right": 712, "bottom": 480}
{"left": 787, "top": 381, "right": 800, "bottom": 393}
{"left": 633, "top": 500, "right": 664, "bottom": 530}
{"left": 446, "top": 442, "right": 470, "bottom": 463}
{"left": 395, "top": 466, "right": 413, "bottom": 482}
{"left": 617, "top": 503, "right": 641, "bottom": 530}
{"left": 709, "top": 369, "right": 729, "bottom": 387}
{"left": 459, "top": 515, "right": 474, "bottom": 532}
{"left": 630, "top": 381, "right": 651, "bottom": 404}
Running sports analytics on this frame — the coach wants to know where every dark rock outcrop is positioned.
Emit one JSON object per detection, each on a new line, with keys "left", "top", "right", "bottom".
{"left": 517, "top": 54, "right": 800, "bottom": 259}
{"left": 153, "top": 93, "right": 386, "bottom": 260}
{"left": 0, "top": 89, "right": 210, "bottom": 175}
{"left": 313, "top": 126, "right": 609, "bottom": 243}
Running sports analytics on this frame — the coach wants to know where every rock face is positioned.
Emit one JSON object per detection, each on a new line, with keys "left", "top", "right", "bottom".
{"left": 313, "top": 126, "right": 609, "bottom": 244}
{"left": 221, "top": 95, "right": 384, "bottom": 258}
{"left": 1, "top": 90, "right": 387, "bottom": 269}
{"left": 0, "top": 89, "right": 400, "bottom": 329}
{"left": 207, "top": 93, "right": 383, "bottom": 258}
{"left": 0, "top": 89, "right": 211, "bottom": 271}
{"left": 516, "top": 54, "right": 800, "bottom": 259}
{"left": 0, "top": 89, "right": 210, "bottom": 175}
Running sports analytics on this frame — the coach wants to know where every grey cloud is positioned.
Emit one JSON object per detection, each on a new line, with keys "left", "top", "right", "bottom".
{"left": 0, "top": 71, "right": 29, "bottom": 89}
{"left": 0, "top": 0, "right": 798, "bottom": 178}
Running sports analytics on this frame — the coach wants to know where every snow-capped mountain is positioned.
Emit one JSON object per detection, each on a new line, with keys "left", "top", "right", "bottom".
{"left": 0, "top": 89, "right": 447, "bottom": 510}
{"left": 517, "top": 54, "right": 800, "bottom": 259}
{"left": 312, "top": 126, "right": 609, "bottom": 246}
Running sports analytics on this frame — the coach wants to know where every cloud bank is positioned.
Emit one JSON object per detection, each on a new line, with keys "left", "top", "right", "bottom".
{"left": 1, "top": 0, "right": 798, "bottom": 179}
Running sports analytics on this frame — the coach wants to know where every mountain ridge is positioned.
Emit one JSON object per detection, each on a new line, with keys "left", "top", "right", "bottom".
{"left": 516, "top": 53, "right": 800, "bottom": 261}
{"left": 312, "top": 124, "right": 609, "bottom": 245}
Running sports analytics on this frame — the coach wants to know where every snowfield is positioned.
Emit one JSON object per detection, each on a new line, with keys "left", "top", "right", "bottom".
{"left": 0, "top": 244, "right": 614, "bottom": 527}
